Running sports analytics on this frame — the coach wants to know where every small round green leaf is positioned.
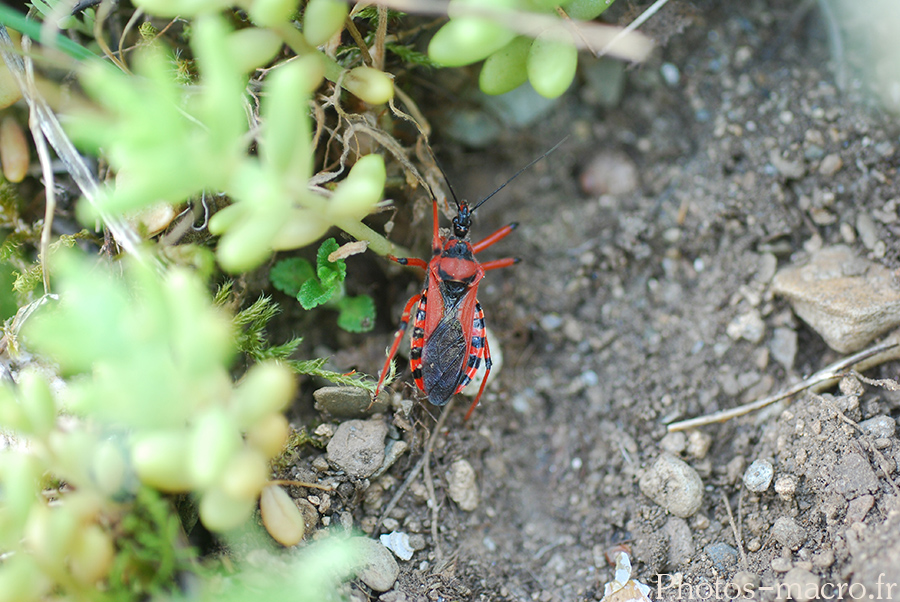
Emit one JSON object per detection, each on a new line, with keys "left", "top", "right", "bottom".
{"left": 527, "top": 29, "right": 578, "bottom": 98}
{"left": 479, "top": 36, "right": 533, "bottom": 95}
{"left": 427, "top": 18, "right": 516, "bottom": 67}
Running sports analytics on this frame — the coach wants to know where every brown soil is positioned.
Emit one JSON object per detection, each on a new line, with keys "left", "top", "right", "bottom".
{"left": 289, "top": 1, "right": 900, "bottom": 600}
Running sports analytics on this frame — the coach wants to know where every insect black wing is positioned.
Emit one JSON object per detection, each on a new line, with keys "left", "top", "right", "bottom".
{"left": 421, "top": 314, "right": 467, "bottom": 406}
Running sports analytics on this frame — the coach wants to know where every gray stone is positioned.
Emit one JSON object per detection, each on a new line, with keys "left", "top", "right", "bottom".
{"left": 350, "top": 537, "right": 400, "bottom": 592}
{"left": 726, "top": 310, "right": 766, "bottom": 343}
{"left": 770, "top": 327, "right": 798, "bottom": 371}
{"left": 326, "top": 419, "right": 388, "bottom": 478}
{"left": 704, "top": 542, "right": 738, "bottom": 573}
{"left": 659, "top": 431, "right": 687, "bottom": 456}
{"left": 856, "top": 213, "right": 879, "bottom": 250}
{"left": 818, "top": 153, "right": 843, "bottom": 176}
{"left": 859, "top": 415, "right": 896, "bottom": 439}
{"left": 846, "top": 494, "right": 875, "bottom": 524}
{"left": 770, "top": 150, "right": 806, "bottom": 179}
{"left": 446, "top": 459, "right": 479, "bottom": 511}
{"left": 371, "top": 439, "right": 409, "bottom": 479}
{"left": 743, "top": 459, "right": 774, "bottom": 493}
{"left": 772, "top": 245, "right": 900, "bottom": 352}
{"left": 774, "top": 475, "right": 798, "bottom": 501}
{"left": 638, "top": 454, "right": 704, "bottom": 518}
{"left": 772, "top": 517, "right": 806, "bottom": 550}
{"left": 314, "top": 386, "right": 388, "bottom": 418}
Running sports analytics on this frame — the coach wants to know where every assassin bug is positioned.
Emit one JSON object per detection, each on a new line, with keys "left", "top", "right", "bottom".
{"left": 374, "top": 140, "right": 565, "bottom": 420}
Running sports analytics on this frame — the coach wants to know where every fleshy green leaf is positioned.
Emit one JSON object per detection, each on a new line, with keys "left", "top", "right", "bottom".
{"left": 269, "top": 258, "right": 315, "bottom": 297}
{"left": 298, "top": 278, "right": 337, "bottom": 310}
{"left": 336, "top": 295, "right": 375, "bottom": 333}
{"left": 315, "top": 238, "right": 346, "bottom": 290}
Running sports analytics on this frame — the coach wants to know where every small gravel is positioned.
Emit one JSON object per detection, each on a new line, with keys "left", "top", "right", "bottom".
{"left": 326, "top": 419, "right": 388, "bottom": 478}
{"left": 743, "top": 459, "right": 774, "bottom": 493}
{"left": 638, "top": 454, "right": 704, "bottom": 518}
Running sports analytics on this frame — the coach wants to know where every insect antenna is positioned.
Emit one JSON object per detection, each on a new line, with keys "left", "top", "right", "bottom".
{"left": 427, "top": 152, "right": 464, "bottom": 211}
{"left": 472, "top": 136, "right": 568, "bottom": 212}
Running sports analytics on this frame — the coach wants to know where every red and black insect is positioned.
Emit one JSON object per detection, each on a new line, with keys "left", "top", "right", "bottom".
{"left": 375, "top": 141, "right": 563, "bottom": 420}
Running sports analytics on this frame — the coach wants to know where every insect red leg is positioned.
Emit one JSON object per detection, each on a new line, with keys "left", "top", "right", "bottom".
{"left": 480, "top": 257, "right": 519, "bottom": 271}
{"left": 388, "top": 255, "right": 428, "bottom": 269}
{"left": 464, "top": 333, "right": 492, "bottom": 421}
{"left": 472, "top": 222, "right": 518, "bottom": 253}
{"left": 374, "top": 293, "right": 422, "bottom": 401}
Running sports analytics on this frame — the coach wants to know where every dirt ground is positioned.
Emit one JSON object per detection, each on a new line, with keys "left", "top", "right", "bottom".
{"left": 285, "top": 1, "right": 900, "bottom": 600}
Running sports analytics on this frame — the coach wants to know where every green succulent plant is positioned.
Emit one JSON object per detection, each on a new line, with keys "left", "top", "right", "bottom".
{"left": 428, "top": 0, "right": 618, "bottom": 98}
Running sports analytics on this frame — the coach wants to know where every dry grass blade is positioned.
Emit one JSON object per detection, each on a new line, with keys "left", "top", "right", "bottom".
{"left": 667, "top": 336, "right": 900, "bottom": 432}
{"left": 375, "top": 0, "right": 654, "bottom": 62}
{"left": 0, "top": 26, "right": 154, "bottom": 269}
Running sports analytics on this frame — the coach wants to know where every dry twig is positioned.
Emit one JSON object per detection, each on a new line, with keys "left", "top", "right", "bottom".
{"left": 667, "top": 338, "right": 900, "bottom": 432}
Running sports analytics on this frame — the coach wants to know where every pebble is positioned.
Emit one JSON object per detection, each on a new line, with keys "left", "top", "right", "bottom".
{"left": 725, "top": 310, "right": 765, "bottom": 343}
{"left": 771, "top": 557, "right": 792, "bottom": 572}
{"left": 858, "top": 415, "right": 896, "bottom": 438}
{"left": 371, "top": 439, "right": 409, "bottom": 479}
{"left": 856, "top": 213, "right": 879, "bottom": 250}
{"left": 812, "top": 549, "right": 834, "bottom": 568}
{"left": 314, "top": 386, "right": 388, "bottom": 418}
{"left": 660, "top": 62, "right": 680, "bottom": 86}
{"left": 350, "top": 537, "right": 400, "bottom": 592}
{"left": 379, "top": 531, "right": 414, "bottom": 561}
{"left": 845, "top": 494, "right": 874, "bottom": 524}
{"left": 742, "top": 459, "right": 774, "bottom": 493}
{"left": 769, "top": 150, "right": 806, "bottom": 179}
{"left": 446, "top": 459, "right": 480, "bottom": 511}
{"left": 540, "top": 313, "right": 564, "bottom": 331}
{"left": 704, "top": 543, "right": 738, "bottom": 573}
{"left": 756, "top": 253, "right": 778, "bottom": 283}
{"left": 769, "top": 327, "right": 798, "bottom": 371}
{"left": 818, "top": 153, "right": 843, "bottom": 176}
{"left": 638, "top": 454, "right": 704, "bottom": 518}
{"left": 579, "top": 151, "right": 639, "bottom": 197}
{"left": 774, "top": 474, "right": 798, "bottom": 501}
{"left": 659, "top": 431, "right": 687, "bottom": 456}
{"left": 772, "top": 245, "right": 900, "bottom": 352}
{"left": 772, "top": 516, "right": 806, "bottom": 550}
{"left": 686, "top": 431, "right": 712, "bottom": 460}
{"left": 326, "top": 419, "right": 388, "bottom": 478}
{"left": 780, "top": 568, "right": 821, "bottom": 602}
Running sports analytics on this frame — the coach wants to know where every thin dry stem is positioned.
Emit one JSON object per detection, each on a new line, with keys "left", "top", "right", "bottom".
{"left": 373, "top": 397, "right": 454, "bottom": 542}
{"left": 667, "top": 337, "right": 900, "bottom": 431}
{"left": 0, "top": 25, "right": 153, "bottom": 268}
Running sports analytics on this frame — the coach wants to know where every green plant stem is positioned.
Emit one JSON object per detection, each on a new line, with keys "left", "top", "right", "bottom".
{"left": 272, "top": 23, "right": 346, "bottom": 85}
{"left": 333, "top": 217, "right": 406, "bottom": 257}
{"left": 273, "top": 24, "right": 414, "bottom": 259}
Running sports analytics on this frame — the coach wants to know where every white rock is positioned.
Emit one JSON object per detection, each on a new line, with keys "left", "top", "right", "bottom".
{"left": 379, "top": 531, "right": 414, "bottom": 561}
